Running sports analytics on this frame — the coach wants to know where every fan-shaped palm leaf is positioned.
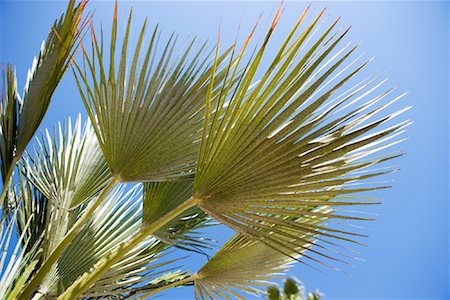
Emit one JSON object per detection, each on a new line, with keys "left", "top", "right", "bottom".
{"left": 0, "top": 0, "right": 89, "bottom": 211}
{"left": 60, "top": 6, "right": 409, "bottom": 299}
{"left": 18, "top": 116, "right": 110, "bottom": 291}
{"left": 15, "top": 172, "right": 188, "bottom": 299}
{"left": 23, "top": 115, "right": 111, "bottom": 210}
{"left": 192, "top": 206, "right": 330, "bottom": 300}
{"left": 74, "top": 3, "right": 233, "bottom": 183}
{"left": 191, "top": 7, "right": 409, "bottom": 268}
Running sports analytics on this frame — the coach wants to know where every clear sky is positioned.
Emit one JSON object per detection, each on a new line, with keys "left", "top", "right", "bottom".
{"left": 1, "top": 1, "right": 449, "bottom": 299}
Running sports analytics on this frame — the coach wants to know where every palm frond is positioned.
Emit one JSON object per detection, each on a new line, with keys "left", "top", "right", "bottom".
{"left": 0, "top": 210, "right": 42, "bottom": 300}
{"left": 19, "top": 116, "right": 110, "bottom": 274}
{"left": 74, "top": 3, "right": 233, "bottom": 182}
{"left": 192, "top": 7, "right": 409, "bottom": 269}
{"left": 31, "top": 183, "right": 183, "bottom": 299}
{"left": 193, "top": 205, "right": 330, "bottom": 300}
{"left": 144, "top": 180, "right": 214, "bottom": 254}
{"left": 22, "top": 115, "right": 111, "bottom": 210}
{"left": 193, "top": 233, "right": 299, "bottom": 300}
{"left": 0, "top": 0, "right": 89, "bottom": 211}
{"left": 12, "top": 174, "right": 48, "bottom": 255}
{"left": 37, "top": 184, "right": 141, "bottom": 296}
{"left": 16, "top": 0, "right": 89, "bottom": 156}
{"left": 0, "top": 65, "right": 19, "bottom": 185}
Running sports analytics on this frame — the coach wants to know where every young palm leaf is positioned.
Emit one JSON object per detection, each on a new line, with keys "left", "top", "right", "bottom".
{"left": 74, "top": 3, "right": 232, "bottom": 183}
{"left": 0, "top": 0, "right": 89, "bottom": 211}
{"left": 192, "top": 7, "right": 409, "bottom": 268}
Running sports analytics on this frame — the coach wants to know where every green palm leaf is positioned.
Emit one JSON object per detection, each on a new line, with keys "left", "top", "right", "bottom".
{"left": 22, "top": 115, "right": 111, "bottom": 210}
{"left": 0, "top": 209, "right": 42, "bottom": 300}
{"left": 192, "top": 7, "right": 409, "bottom": 268}
{"left": 12, "top": 174, "right": 48, "bottom": 255}
{"left": 192, "top": 203, "right": 331, "bottom": 300}
{"left": 0, "top": 65, "right": 19, "bottom": 186}
{"left": 144, "top": 180, "right": 214, "bottom": 254}
{"left": 74, "top": 3, "right": 233, "bottom": 182}
{"left": 37, "top": 185, "right": 158, "bottom": 297}
{"left": 193, "top": 221, "right": 320, "bottom": 300}
{"left": 16, "top": 0, "right": 89, "bottom": 157}
{"left": 0, "top": 0, "right": 89, "bottom": 211}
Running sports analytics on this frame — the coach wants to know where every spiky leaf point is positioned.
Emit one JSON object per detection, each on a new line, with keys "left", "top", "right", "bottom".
{"left": 193, "top": 7, "right": 409, "bottom": 269}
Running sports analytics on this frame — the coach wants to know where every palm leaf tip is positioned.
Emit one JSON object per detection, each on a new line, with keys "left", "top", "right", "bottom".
{"left": 192, "top": 7, "right": 409, "bottom": 270}
{"left": 74, "top": 3, "right": 233, "bottom": 183}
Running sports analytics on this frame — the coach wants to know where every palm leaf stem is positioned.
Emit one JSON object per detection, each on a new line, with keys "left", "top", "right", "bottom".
{"left": 58, "top": 196, "right": 197, "bottom": 299}
{"left": 18, "top": 177, "right": 119, "bottom": 299}
{"left": 139, "top": 273, "right": 197, "bottom": 298}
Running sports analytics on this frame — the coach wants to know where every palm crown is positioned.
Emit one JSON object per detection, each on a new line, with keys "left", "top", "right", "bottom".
{"left": 0, "top": 1, "right": 408, "bottom": 299}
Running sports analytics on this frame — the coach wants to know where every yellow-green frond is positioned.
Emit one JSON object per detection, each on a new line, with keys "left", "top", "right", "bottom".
{"left": 74, "top": 3, "right": 233, "bottom": 182}
{"left": 193, "top": 8, "right": 409, "bottom": 269}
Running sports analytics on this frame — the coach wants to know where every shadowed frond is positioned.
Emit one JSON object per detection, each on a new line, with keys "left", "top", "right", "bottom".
{"left": 144, "top": 180, "right": 214, "bottom": 253}
{"left": 0, "top": 0, "right": 89, "bottom": 211}
{"left": 193, "top": 7, "right": 409, "bottom": 269}
{"left": 74, "top": 3, "right": 233, "bottom": 182}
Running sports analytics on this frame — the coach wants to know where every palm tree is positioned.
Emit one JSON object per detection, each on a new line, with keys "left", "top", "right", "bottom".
{"left": 0, "top": 1, "right": 409, "bottom": 299}
{"left": 267, "top": 278, "right": 322, "bottom": 300}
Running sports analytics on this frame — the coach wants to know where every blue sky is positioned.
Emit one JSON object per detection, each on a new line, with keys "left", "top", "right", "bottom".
{"left": 1, "top": 1, "right": 449, "bottom": 299}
